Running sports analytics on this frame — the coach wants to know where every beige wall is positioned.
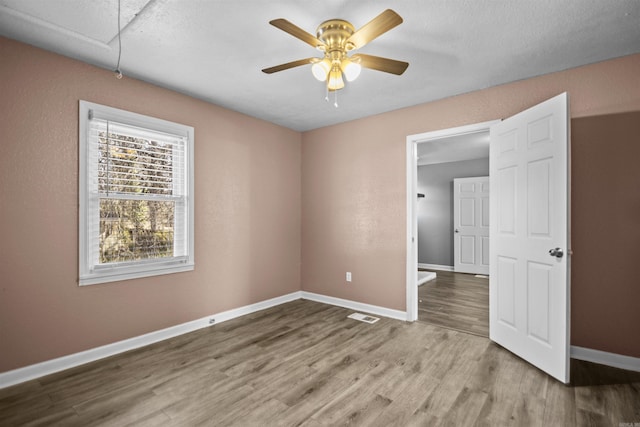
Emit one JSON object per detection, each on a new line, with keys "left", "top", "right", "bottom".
{"left": 2, "top": 34, "right": 639, "bottom": 374}
{"left": 301, "top": 53, "right": 640, "bottom": 357}
{"left": 571, "top": 112, "right": 640, "bottom": 358}
{"left": 0, "top": 37, "right": 302, "bottom": 373}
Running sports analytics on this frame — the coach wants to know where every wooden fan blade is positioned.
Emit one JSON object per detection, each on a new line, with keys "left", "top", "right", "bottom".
{"left": 262, "top": 58, "right": 318, "bottom": 74}
{"left": 351, "top": 53, "right": 409, "bottom": 75}
{"left": 270, "top": 19, "right": 326, "bottom": 49}
{"left": 346, "top": 9, "right": 403, "bottom": 49}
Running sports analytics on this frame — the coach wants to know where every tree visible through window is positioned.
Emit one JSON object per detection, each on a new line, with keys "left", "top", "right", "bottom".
{"left": 100, "top": 199, "right": 175, "bottom": 262}
{"left": 98, "top": 129, "right": 176, "bottom": 263}
{"left": 79, "top": 101, "right": 194, "bottom": 285}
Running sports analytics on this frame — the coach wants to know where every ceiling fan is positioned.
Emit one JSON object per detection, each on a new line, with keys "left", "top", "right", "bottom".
{"left": 262, "top": 9, "right": 409, "bottom": 93}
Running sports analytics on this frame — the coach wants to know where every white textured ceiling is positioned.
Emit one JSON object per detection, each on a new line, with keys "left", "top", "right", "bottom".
{"left": 417, "top": 131, "right": 489, "bottom": 166}
{"left": 1, "top": 0, "right": 639, "bottom": 131}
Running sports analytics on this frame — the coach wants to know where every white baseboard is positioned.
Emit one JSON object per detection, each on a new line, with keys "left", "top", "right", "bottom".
{"left": 418, "top": 263, "right": 454, "bottom": 272}
{"left": 301, "top": 291, "right": 408, "bottom": 321}
{"left": 418, "top": 271, "right": 437, "bottom": 286}
{"left": 212, "top": 291, "right": 302, "bottom": 324}
{"left": 0, "top": 291, "right": 302, "bottom": 390}
{"left": 571, "top": 346, "right": 640, "bottom": 373}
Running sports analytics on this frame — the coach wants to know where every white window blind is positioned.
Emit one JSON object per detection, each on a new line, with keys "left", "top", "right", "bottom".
{"left": 79, "top": 101, "right": 194, "bottom": 285}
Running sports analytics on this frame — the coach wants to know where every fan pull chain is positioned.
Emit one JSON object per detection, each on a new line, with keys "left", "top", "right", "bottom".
{"left": 324, "top": 83, "right": 329, "bottom": 103}
{"left": 334, "top": 89, "right": 338, "bottom": 108}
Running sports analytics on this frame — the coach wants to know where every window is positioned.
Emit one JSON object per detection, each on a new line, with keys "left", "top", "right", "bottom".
{"left": 79, "top": 101, "right": 194, "bottom": 285}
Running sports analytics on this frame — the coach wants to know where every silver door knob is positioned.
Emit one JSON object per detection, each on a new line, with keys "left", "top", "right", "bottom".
{"left": 549, "top": 248, "right": 563, "bottom": 258}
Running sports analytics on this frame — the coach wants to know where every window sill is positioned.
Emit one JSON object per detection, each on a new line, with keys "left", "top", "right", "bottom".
{"left": 79, "top": 263, "right": 194, "bottom": 286}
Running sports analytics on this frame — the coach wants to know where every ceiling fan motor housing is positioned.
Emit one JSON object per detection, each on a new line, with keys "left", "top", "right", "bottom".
{"left": 316, "top": 19, "right": 356, "bottom": 57}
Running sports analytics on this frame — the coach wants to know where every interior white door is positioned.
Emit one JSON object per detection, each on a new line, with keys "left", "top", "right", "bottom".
{"left": 489, "top": 93, "right": 570, "bottom": 383}
{"left": 454, "top": 176, "right": 490, "bottom": 275}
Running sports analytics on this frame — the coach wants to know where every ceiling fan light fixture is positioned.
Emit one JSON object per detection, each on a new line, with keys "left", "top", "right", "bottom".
{"left": 328, "top": 66, "right": 344, "bottom": 91}
{"left": 341, "top": 58, "right": 361, "bottom": 82}
{"left": 311, "top": 58, "right": 331, "bottom": 81}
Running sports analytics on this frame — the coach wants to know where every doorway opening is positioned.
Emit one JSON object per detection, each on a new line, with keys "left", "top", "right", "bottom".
{"left": 405, "top": 120, "right": 499, "bottom": 323}
{"left": 414, "top": 131, "right": 492, "bottom": 336}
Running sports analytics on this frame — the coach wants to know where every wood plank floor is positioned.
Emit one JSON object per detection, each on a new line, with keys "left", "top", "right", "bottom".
{"left": 1, "top": 299, "right": 639, "bottom": 426}
{"left": 418, "top": 270, "right": 489, "bottom": 337}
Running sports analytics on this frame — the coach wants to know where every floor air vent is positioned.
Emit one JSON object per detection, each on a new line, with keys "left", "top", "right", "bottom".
{"left": 348, "top": 313, "right": 380, "bottom": 324}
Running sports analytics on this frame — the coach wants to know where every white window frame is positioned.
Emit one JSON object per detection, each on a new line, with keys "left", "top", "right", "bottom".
{"left": 79, "top": 100, "right": 194, "bottom": 285}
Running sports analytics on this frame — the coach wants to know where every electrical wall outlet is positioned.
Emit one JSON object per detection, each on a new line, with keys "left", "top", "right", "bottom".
{"left": 346, "top": 272, "right": 352, "bottom": 282}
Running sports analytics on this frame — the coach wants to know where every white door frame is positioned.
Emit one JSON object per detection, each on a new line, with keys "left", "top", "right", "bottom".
{"left": 406, "top": 120, "right": 500, "bottom": 321}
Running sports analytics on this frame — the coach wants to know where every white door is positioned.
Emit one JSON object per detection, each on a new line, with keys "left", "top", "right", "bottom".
{"left": 489, "top": 93, "right": 570, "bottom": 383}
{"left": 454, "top": 177, "right": 490, "bottom": 275}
